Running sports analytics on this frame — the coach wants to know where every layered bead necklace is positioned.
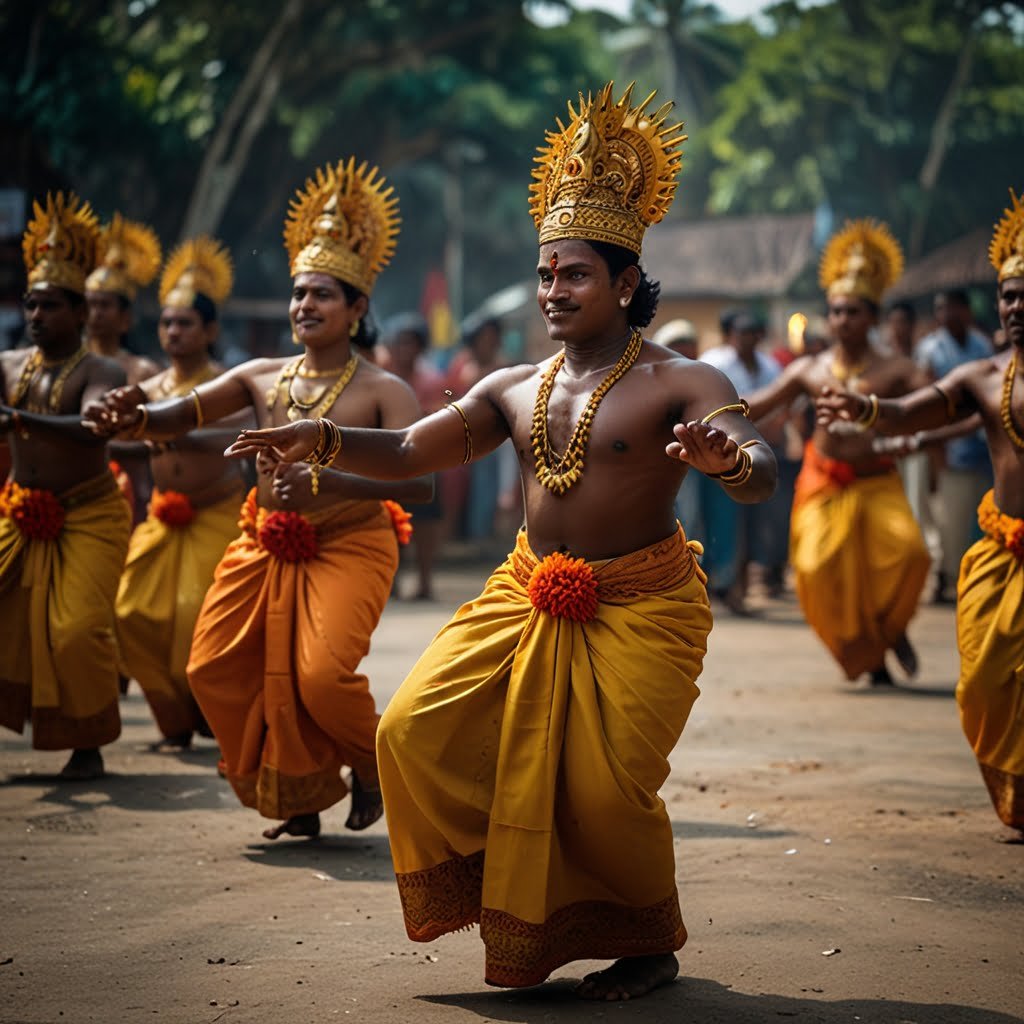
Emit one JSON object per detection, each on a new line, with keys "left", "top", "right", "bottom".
{"left": 155, "top": 362, "right": 219, "bottom": 399}
{"left": 9, "top": 347, "right": 89, "bottom": 413}
{"left": 530, "top": 328, "right": 643, "bottom": 495}
{"left": 1000, "top": 351, "right": 1024, "bottom": 451}
{"left": 266, "top": 353, "right": 359, "bottom": 421}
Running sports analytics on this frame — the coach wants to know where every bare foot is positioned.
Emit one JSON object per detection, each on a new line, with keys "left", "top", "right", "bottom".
{"left": 262, "top": 812, "right": 321, "bottom": 841}
{"left": 892, "top": 634, "right": 919, "bottom": 678}
{"left": 576, "top": 954, "right": 679, "bottom": 1001}
{"left": 59, "top": 748, "right": 105, "bottom": 780}
{"left": 148, "top": 732, "right": 193, "bottom": 753}
{"left": 345, "top": 772, "right": 384, "bottom": 831}
{"left": 869, "top": 665, "right": 895, "bottom": 687}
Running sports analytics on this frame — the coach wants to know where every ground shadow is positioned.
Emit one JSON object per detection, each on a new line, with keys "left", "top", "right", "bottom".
{"left": 842, "top": 683, "right": 956, "bottom": 699}
{"left": 3, "top": 769, "right": 231, "bottom": 813}
{"left": 242, "top": 832, "right": 394, "bottom": 882}
{"left": 671, "top": 819, "right": 793, "bottom": 840}
{"left": 418, "top": 975, "right": 1023, "bottom": 1024}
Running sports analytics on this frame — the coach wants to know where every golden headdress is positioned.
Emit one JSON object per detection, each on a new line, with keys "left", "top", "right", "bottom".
{"left": 530, "top": 81, "right": 686, "bottom": 255}
{"left": 819, "top": 219, "right": 904, "bottom": 305}
{"left": 86, "top": 214, "right": 162, "bottom": 301}
{"left": 284, "top": 157, "right": 400, "bottom": 296}
{"left": 22, "top": 191, "right": 100, "bottom": 295}
{"left": 989, "top": 188, "right": 1024, "bottom": 283}
{"left": 159, "top": 236, "right": 233, "bottom": 309}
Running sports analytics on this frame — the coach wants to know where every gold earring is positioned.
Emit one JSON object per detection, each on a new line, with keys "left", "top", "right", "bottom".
{"left": 620, "top": 297, "right": 630, "bottom": 308}
{"left": 291, "top": 329, "right": 302, "bottom": 346}
{"left": 350, "top": 319, "right": 360, "bottom": 337}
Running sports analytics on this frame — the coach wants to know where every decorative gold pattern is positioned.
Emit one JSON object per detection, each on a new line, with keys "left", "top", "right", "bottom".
{"left": 1000, "top": 352, "right": 1024, "bottom": 452}
{"left": 22, "top": 191, "right": 100, "bottom": 295}
{"left": 530, "top": 328, "right": 643, "bottom": 495}
{"left": 284, "top": 157, "right": 400, "bottom": 296}
{"left": 9, "top": 347, "right": 89, "bottom": 413}
{"left": 227, "top": 762, "right": 349, "bottom": 820}
{"left": 530, "top": 82, "right": 685, "bottom": 254}
{"left": 154, "top": 363, "right": 219, "bottom": 399}
{"left": 395, "top": 851, "right": 485, "bottom": 941}
{"left": 85, "top": 213, "right": 162, "bottom": 300}
{"left": 266, "top": 355, "right": 360, "bottom": 421}
{"left": 989, "top": 188, "right": 1024, "bottom": 283}
{"left": 159, "top": 236, "right": 233, "bottom": 309}
{"left": 819, "top": 219, "right": 903, "bottom": 304}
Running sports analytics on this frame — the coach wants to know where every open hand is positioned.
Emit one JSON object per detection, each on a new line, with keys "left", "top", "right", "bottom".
{"left": 815, "top": 385, "right": 869, "bottom": 429}
{"left": 225, "top": 419, "right": 319, "bottom": 462}
{"left": 666, "top": 421, "right": 740, "bottom": 476}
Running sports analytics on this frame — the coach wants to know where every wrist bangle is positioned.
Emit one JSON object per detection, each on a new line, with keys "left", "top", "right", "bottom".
{"left": 190, "top": 389, "right": 204, "bottom": 429}
{"left": 130, "top": 405, "right": 149, "bottom": 440}
{"left": 856, "top": 393, "right": 880, "bottom": 430}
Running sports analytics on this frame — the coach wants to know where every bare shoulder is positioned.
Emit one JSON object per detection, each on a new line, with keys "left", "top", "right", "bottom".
{"left": 358, "top": 357, "right": 419, "bottom": 399}
{"left": 85, "top": 352, "right": 128, "bottom": 388}
{"left": 231, "top": 356, "right": 291, "bottom": 382}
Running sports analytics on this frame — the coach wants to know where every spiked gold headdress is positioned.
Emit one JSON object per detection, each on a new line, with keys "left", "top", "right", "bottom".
{"left": 989, "top": 188, "right": 1024, "bottom": 283}
{"left": 819, "top": 219, "right": 904, "bottom": 305}
{"left": 22, "top": 192, "right": 101, "bottom": 295}
{"left": 86, "top": 214, "right": 162, "bottom": 301}
{"left": 284, "top": 157, "right": 400, "bottom": 296}
{"left": 159, "top": 236, "right": 233, "bottom": 310}
{"left": 530, "top": 82, "right": 686, "bottom": 255}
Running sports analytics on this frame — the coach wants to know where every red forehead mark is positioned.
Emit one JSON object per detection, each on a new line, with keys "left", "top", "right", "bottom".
{"left": 549, "top": 251, "right": 558, "bottom": 271}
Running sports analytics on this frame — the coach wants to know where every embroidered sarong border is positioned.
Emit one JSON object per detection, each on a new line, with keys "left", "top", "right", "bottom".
{"left": 227, "top": 761, "right": 349, "bottom": 821}
{"left": 396, "top": 851, "right": 485, "bottom": 941}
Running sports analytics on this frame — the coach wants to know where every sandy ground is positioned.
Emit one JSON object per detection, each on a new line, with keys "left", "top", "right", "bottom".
{"left": 1, "top": 564, "right": 1022, "bottom": 1024}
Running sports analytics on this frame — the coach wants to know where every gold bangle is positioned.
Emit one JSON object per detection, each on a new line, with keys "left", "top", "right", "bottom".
{"left": 717, "top": 445, "right": 754, "bottom": 486}
{"left": 190, "top": 389, "right": 204, "bottom": 429}
{"left": 446, "top": 401, "right": 473, "bottom": 464}
{"left": 310, "top": 463, "right": 322, "bottom": 497}
{"left": 857, "top": 393, "right": 880, "bottom": 430}
{"left": 701, "top": 400, "right": 750, "bottom": 426}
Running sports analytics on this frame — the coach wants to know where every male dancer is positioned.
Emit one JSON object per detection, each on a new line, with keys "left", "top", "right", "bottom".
{"left": 0, "top": 193, "right": 129, "bottom": 778}
{"left": 744, "top": 221, "right": 931, "bottom": 684}
{"left": 84, "top": 158, "right": 429, "bottom": 837}
{"left": 226, "top": 84, "right": 776, "bottom": 1000}
{"left": 114, "top": 237, "right": 247, "bottom": 749}
{"left": 817, "top": 189, "right": 1024, "bottom": 832}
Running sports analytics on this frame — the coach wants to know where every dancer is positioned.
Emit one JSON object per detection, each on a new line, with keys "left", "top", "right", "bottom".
{"left": 227, "top": 83, "right": 776, "bottom": 998}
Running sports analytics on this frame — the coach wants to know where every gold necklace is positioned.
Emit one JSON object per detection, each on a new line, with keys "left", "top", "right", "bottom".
{"left": 10, "top": 346, "right": 89, "bottom": 413}
{"left": 1000, "top": 351, "right": 1024, "bottom": 451}
{"left": 266, "top": 354, "right": 360, "bottom": 421}
{"left": 530, "top": 328, "right": 643, "bottom": 495}
{"left": 156, "top": 363, "right": 218, "bottom": 398}
{"left": 830, "top": 347, "right": 870, "bottom": 383}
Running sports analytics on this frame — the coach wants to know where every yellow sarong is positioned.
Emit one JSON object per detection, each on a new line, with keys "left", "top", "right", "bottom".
{"left": 377, "top": 527, "right": 711, "bottom": 988}
{"left": 187, "top": 494, "right": 399, "bottom": 820}
{"left": 116, "top": 489, "right": 242, "bottom": 740}
{"left": 956, "top": 492, "right": 1024, "bottom": 829}
{"left": 0, "top": 473, "right": 130, "bottom": 749}
{"left": 790, "top": 443, "right": 929, "bottom": 679}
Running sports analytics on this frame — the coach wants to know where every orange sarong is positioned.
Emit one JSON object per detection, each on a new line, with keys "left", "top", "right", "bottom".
{"left": 116, "top": 488, "right": 242, "bottom": 740}
{"left": 187, "top": 491, "right": 399, "bottom": 820}
{"left": 956, "top": 491, "right": 1024, "bottom": 829}
{"left": 790, "top": 441, "right": 930, "bottom": 679}
{"left": 377, "top": 527, "right": 711, "bottom": 988}
{"left": 0, "top": 472, "right": 130, "bottom": 749}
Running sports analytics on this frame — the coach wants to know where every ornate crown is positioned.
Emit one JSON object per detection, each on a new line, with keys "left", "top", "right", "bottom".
{"left": 22, "top": 192, "right": 101, "bottom": 295}
{"left": 819, "top": 219, "right": 904, "bottom": 305}
{"left": 86, "top": 214, "right": 162, "bottom": 301}
{"left": 284, "top": 157, "right": 400, "bottom": 296}
{"left": 159, "top": 236, "right": 233, "bottom": 309}
{"left": 529, "top": 82, "right": 686, "bottom": 255}
{"left": 989, "top": 188, "right": 1024, "bottom": 283}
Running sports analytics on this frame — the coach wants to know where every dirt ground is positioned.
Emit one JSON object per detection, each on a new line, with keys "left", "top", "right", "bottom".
{"left": 1, "top": 564, "right": 1022, "bottom": 1024}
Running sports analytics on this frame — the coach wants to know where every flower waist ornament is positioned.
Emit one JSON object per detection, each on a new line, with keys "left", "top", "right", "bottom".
{"left": 257, "top": 511, "right": 319, "bottom": 563}
{"left": 527, "top": 551, "right": 599, "bottom": 622}
{"left": 383, "top": 500, "right": 413, "bottom": 546}
{"left": 977, "top": 490, "right": 1024, "bottom": 560}
{"left": 151, "top": 489, "right": 196, "bottom": 528}
{"left": 0, "top": 481, "right": 65, "bottom": 541}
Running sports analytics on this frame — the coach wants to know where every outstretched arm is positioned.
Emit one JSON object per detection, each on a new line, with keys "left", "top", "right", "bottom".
{"left": 226, "top": 368, "right": 517, "bottom": 479}
{"left": 816, "top": 361, "right": 981, "bottom": 436}
{"left": 745, "top": 357, "right": 810, "bottom": 421}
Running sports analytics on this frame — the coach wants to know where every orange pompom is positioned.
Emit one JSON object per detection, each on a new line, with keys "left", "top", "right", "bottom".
{"left": 527, "top": 551, "right": 599, "bottom": 622}
{"left": 108, "top": 460, "right": 134, "bottom": 508}
{"left": 0, "top": 481, "right": 65, "bottom": 541}
{"left": 978, "top": 490, "right": 1024, "bottom": 560}
{"left": 258, "top": 510, "right": 318, "bottom": 562}
{"left": 151, "top": 488, "right": 195, "bottom": 528}
{"left": 382, "top": 499, "right": 413, "bottom": 545}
